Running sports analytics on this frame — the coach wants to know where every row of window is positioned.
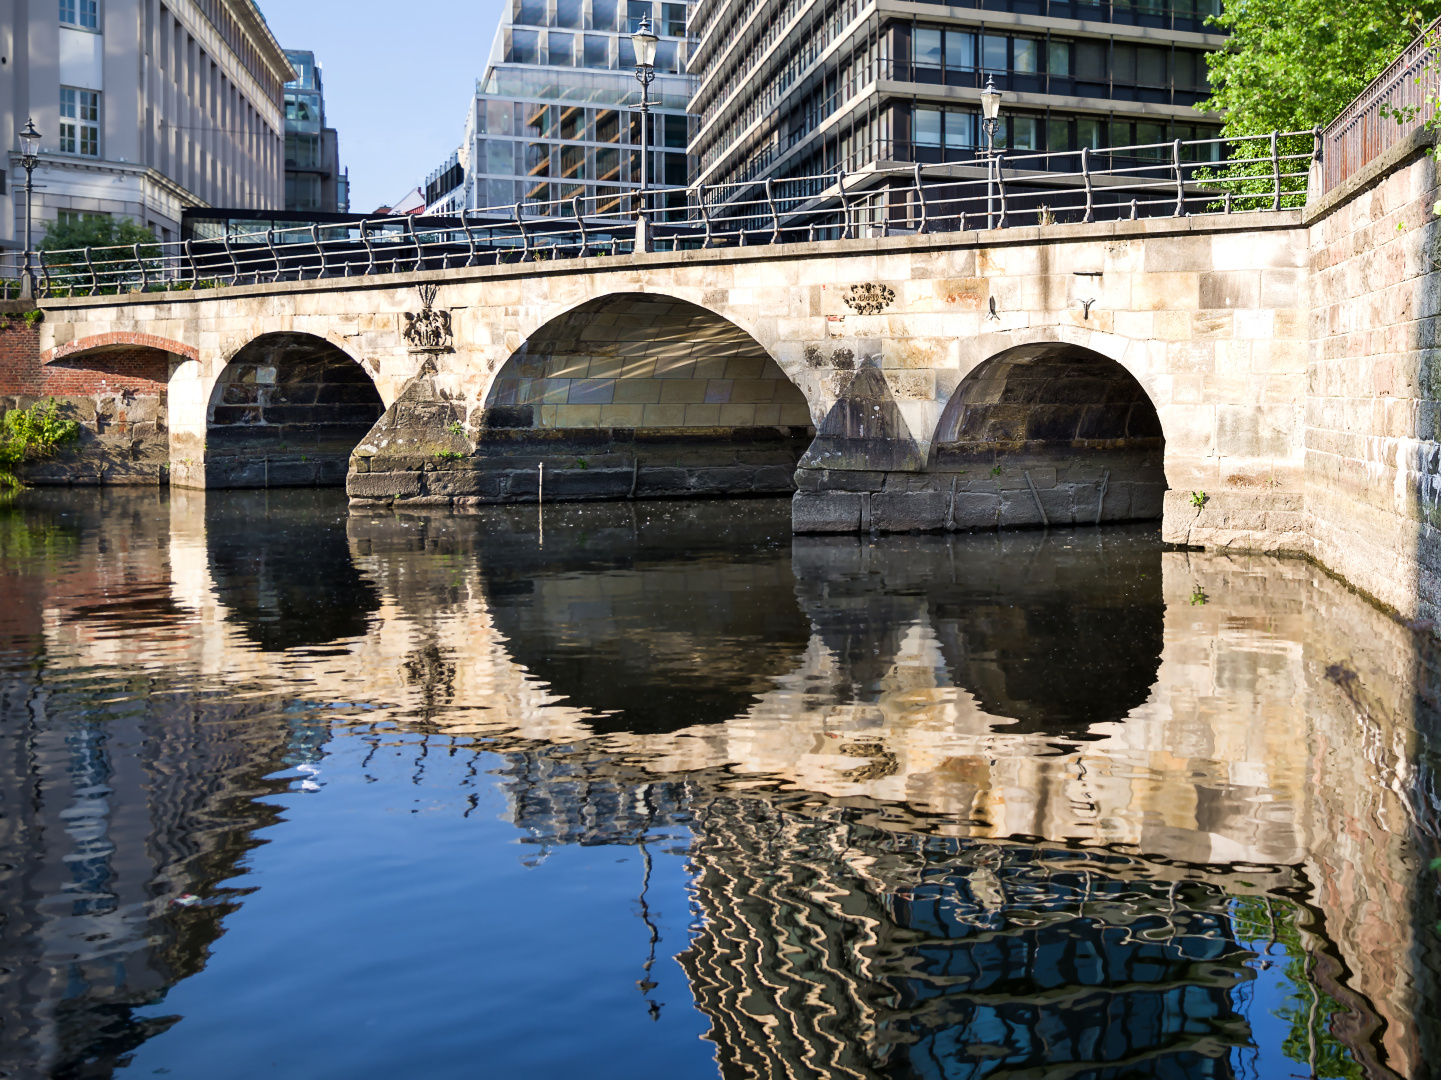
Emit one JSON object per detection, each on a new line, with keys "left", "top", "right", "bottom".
{"left": 910, "top": 105, "right": 1218, "bottom": 154}
{"left": 906, "top": 0, "right": 1220, "bottom": 33}
{"left": 474, "top": 141, "right": 688, "bottom": 187}
{"left": 478, "top": 101, "right": 692, "bottom": 145}
{"left": 506, "top": 28, "right": 689, "bottom": 71}
{"left": 908, "top": 27, "right": 1208, "bottom": 89}
{"left": 477, "top": 178, "right": 687, "bottom": 215}
{"left": 512, "top": 0, "right": 689, "bottom": 35}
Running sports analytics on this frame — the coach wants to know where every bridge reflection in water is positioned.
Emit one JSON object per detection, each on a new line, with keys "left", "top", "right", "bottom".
{"left": 0, "top": 492, "right": 1436, "bottom": 1079}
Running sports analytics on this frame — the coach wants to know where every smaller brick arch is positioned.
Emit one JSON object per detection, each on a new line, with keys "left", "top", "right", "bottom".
{"left": 42, "top": 331, "right": 198, "bottom": 365}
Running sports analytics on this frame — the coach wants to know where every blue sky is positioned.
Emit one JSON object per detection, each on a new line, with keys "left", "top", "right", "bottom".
{"left": 260, "top": 0, "right": 507, "bottom": 212}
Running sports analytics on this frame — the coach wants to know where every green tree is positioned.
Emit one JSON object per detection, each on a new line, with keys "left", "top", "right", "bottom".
{"left": 1202, "top": 1, "right": 1441, "bottom": 135}
{"left": 38, "top": 216, "right": 160, "bottom": 293}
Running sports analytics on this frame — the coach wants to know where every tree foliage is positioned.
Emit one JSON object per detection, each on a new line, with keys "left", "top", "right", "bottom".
{"left": 38, "top": 215, "right": 157, "bottom": 253}
{"left": 37, "top": 217, "right": 160, "bottom": 293}
{"left": 1201, "top": 0, "right": 1441, "bottom": 135}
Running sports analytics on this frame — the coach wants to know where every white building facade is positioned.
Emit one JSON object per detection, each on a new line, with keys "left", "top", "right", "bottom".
{"left": 0, "top": 0, "right": 292, "bottom": 247}
{"left": 425, "top": 0, "right": 697, "bottom": 218}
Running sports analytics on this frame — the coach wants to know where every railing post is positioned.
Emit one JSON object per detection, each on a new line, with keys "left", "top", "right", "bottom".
{"left": 265, "top": 227, "right": 281, "bottom": 283}
{"left": 513, "top": 202, "right": 532, "bottom": 261}
{"left": 223, "top": 231, "right": 239, "bottom": 283}
{"left": 1172, "top": 138, "right": 1185, "bottom": 217}
{"left": 837, "top": 169, "right": 852, "bottom": 239}
{"left": 134, "top": 242, "right": 148, "bottom": 290}
{"left": 462, "top": 209, "right": 480, "bottom": 267}
{"left": 1310, "top": 124, "right": 1323, "bottom": 202}
{"left": 312, "top": 224, "right": 329, "bottom": 278}
{"left": 694, "top": 186, "right": 715, "bottom": 248}
{"left": 912, "top": 162, "right": 928, "bottom": 234}
{"left": 572, "top": 195, "right": 590, "bottom": 258}
{"left": 765, "top": 178, "right": 781, "bottom": 244}
{"left": 995, "top": 154, "right": 1007, "bottom": 228}
{"left": 403, "top": 216, "right": 422, "bottom": 273}
{"left": 361, "top": 220, "right": 377, "bottom": 276}
{"left": 1270, "top": 130, "right": 1281, "bottom": 211}
{"left": 1081, "top": 146, "right": 1095, "bottom": 223}
{"left": 84, "top": 246, "right": 98, "bottom": 295}
{"left": 183, "top": 238, "right": 196, "bottom": 286}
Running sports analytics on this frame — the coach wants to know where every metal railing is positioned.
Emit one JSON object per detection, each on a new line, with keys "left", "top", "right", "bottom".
{"left": 1321, "top": 18, "right": 1441, "bottom": 192}
{"left": 0, "top": 131, "right": 1316, "bottom": 300}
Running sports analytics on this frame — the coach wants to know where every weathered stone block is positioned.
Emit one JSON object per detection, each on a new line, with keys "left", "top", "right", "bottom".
{"left": 792, "top": 491, "right": 862, "bottom": 533}
{"left": 870, "top": 491, "right": 946, "bottom": 531}
{"left": 348, "top": 471, "right": 422, "bottom": 498}
{"left": 949, "top": 491, "right": 1000, "bottom": 529}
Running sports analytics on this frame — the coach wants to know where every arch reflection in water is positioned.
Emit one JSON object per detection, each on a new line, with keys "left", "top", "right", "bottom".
{"left": 1, "top": 491, "right": 1436, "bottom": 1080}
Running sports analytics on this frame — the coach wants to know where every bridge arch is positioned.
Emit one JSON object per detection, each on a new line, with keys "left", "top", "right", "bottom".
{"left": 205, "top": 332, "right": 384, "bottom": 488}
{"left": 466, "top": 292, "right": 815, "bottom": 501}
{"left": 930, "top": 340, "right": 1166, "bottom": 527}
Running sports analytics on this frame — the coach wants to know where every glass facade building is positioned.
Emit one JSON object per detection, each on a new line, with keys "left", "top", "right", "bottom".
{"left": 688, "top": 0, "right": 1226, "bottom": 195}
{"left": 424, "top": 0, "right": 697, "bottom": 217}
{"left": 283, "top": 50, "right": 349, "bottom": 213}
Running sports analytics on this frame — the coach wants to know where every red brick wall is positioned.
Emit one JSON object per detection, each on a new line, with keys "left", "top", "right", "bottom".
{"left": 0, "top": 318, "right": 169, "bottom": 396}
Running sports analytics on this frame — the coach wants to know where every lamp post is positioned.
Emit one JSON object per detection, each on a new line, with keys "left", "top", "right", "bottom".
{"left": 979, "top": 77, "right": 1003, "bottom": 230}
{"left": 631, "top": 14, "right": 658, "bottom": 252}
{"left": 17, "top": 118, "right": 40, "bottom": 299}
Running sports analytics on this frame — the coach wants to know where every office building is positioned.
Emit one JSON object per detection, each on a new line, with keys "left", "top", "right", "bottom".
{"left": 283, "top": 48, "right": 349, "bottom": 214}
{"left": 424, "top": 0, "right": 698, "bottom": 218}
{"left": 1, "top": 0, "right": 293, "bottom": 247}
{"left": 688, "top": 0, "right": 1226, "bottom": 194}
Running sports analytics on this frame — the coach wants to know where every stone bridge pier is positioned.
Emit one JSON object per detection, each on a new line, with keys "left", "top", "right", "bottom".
{"left": 35, "top": 209, "right": 1311, "bottom": 556}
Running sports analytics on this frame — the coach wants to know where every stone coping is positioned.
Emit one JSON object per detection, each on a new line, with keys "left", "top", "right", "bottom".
{"left": 35, "top": 208, "right": 1306, "bottom": 312}
{"left": 1304, "top": 126, "right": 1438, "bottom": 225}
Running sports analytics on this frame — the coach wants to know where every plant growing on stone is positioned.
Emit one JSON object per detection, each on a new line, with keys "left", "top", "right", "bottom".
{"left": 1191, "top": 490, "right": 1209, "bottom": 507}
{"left": 0, "top": 398, "right": 81, "bottom": 487}
{"left": 447, "top": 421, "right": 466, "bottom": 437}
{"left": 434, "top": 450, "right": 465, "bottom": 461}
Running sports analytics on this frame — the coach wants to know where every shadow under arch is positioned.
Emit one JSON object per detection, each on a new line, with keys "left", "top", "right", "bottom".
{"left": 930, "top": 341, "right": 1167, "bottom": 528}
{"left": 206, "top": 332, "right": 383, "bottom": 489}
{"left": 468, "top": 292, "right": 815, "bottom": 503}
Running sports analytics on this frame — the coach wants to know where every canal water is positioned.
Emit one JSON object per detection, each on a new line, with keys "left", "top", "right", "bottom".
{"left": 1, "top": 489, "right": 1438, "bottom": 1080}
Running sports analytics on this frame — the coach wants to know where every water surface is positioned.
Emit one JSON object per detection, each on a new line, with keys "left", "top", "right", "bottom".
{"left": 1, "top": 490, "right": 1438, "bottom": 1080}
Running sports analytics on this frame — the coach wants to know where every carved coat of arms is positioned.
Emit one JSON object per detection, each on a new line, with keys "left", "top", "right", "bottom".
{"left": 403, "top": 284, "right": 454, "bottom": 353}
{"left": 842, "top": 283, "right": 895, "bottom": 315}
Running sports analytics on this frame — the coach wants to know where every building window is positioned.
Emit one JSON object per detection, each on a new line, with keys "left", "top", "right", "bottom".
{"left": 59, "top": 88, "right": 100, "bottom": 156}
{"left": 59, "top": 0, "right": 98, "bottom": 28}
{"left": 626, "top": 0, "right": 651, "bottom": 32}
{"left": 662, "top": 2, "right": 686, "bottom": 36}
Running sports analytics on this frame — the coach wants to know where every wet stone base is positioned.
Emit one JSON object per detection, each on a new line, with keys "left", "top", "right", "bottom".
{"left": 203, "top": 446, "right": 354, "bottom": 488}
{"left": 793, "top": 444, "right": 1166, "bottom": 533}
{"left": 347, "top": 426, "right": 815, "bottom": 508}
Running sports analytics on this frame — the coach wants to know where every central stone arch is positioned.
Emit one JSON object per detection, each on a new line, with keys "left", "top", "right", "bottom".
{"left": 350, "top": 293, "right": 816, "bottom": 506}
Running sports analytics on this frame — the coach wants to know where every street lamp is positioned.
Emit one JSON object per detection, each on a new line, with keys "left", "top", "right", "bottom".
{"left": 17, "top": 118, "right": 40, "bottom": 299}
{"left": 631, "top": 14, "right": 659, "bottom": 251}
{"left": 978, "top": 77, "right": 1003, "bottom": 230}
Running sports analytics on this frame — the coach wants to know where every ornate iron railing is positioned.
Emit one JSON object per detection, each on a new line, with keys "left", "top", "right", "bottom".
{"left": 0, "top": 131, "right": 1316, "bottom": 300}
{"left": 1321, "top": 18, "right": 1441, "bottom": 192}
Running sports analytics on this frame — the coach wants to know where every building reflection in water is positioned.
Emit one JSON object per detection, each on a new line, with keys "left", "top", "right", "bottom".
{"left": 0, "top": 491, "right": 1435, "bottom": 1080}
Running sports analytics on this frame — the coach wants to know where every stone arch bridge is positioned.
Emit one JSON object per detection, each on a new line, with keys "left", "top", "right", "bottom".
{"left": 35, "top": 210, "right": 1311, "bottom": 551}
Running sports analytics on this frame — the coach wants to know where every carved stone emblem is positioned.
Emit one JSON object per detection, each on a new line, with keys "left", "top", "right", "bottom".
{"left": 403, "top": 284, "right": 454, "bottom": 353}
{"left": 842, "top": 283, "right": 895, "bottom": 315}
